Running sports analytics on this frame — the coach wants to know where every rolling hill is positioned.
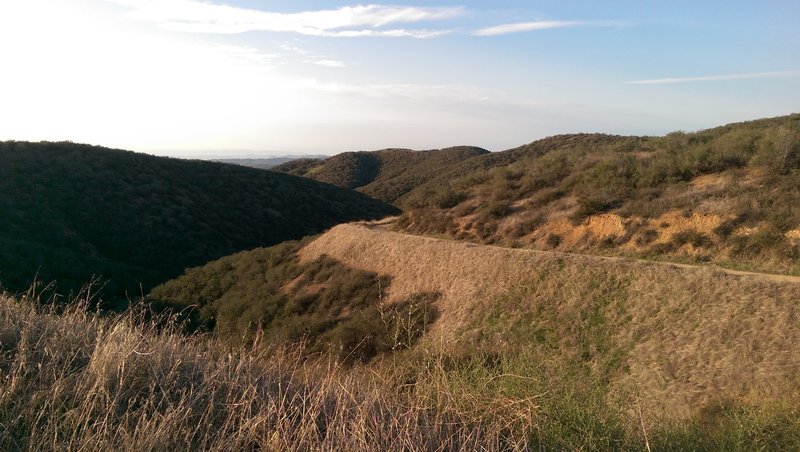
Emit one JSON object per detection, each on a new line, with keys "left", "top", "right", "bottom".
{"left": 8, "top": 114, "right": 800, "bottom": 449}
{"left": 396, "top": 114, "right": 800, "bottom": 274}
{"left": 0, "top": 141, "right": 398, "bottom": 301}
{"left": 151, "top": 221, "right": 800, "bottom": 421}
{"left": 272, "top": 145, "right": 489, "bottom": 204}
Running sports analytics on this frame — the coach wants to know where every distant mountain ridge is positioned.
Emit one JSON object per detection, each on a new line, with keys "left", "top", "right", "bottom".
{"left": 213, "top": 155, "right": 328, "bottom": 169}
{"left": 0, "top": 141, "right": 398, "bottom": 300}
{"left": 272, "top": 146, "right": 489, "bottom": 204}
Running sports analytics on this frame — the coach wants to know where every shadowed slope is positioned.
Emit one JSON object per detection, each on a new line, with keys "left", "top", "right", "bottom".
{"left": 0, "top": 141, "right": 398, "bottom": 300}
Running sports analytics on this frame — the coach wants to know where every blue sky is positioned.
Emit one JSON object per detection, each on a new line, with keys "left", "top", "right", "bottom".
{"left": 0, "top": 0, "right": 798, "bottom": 156}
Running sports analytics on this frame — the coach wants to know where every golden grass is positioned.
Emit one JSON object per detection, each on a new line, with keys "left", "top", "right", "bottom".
{"left": 0, "top": 295, "right": 535, "bottom": 451}
{"left": 300, "top": 223, "right": 800, "bottom": 416}
{"left": 3, "top": 278, "right": 800, "bottom": 449}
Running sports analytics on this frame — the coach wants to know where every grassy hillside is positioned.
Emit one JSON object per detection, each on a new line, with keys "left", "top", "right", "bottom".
{"left": 397, "top": 114, "right": 800, "bottom": 274}
{"left": 300, "top": 224, "right": 800, "bottom": 415}
{"left": 0, "top": 141, "right": 398, "bottom": 301}
{"left": 149, "top": 238, "right": 435, "bottom": 362}
{"left": 273, "top": 146, "right": 489, "bottom": 204}
{"left": 0, "top": 295, "right": 510, "bottom": 450}
{"left": 21, "top": 222, "right": 794, "bottom": 449}
{"left": 152, "top": 223, "right": 800, "bottom": 415}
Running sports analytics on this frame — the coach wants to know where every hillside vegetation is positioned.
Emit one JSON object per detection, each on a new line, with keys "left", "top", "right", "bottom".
{"left": 273, "top": 146, "right": 488, "bottom": 204}
{"left": 0, "top": 141, "right": 398, "bottom": 301}
{"left": 149, "top": 238, "right": 436, "bottom": 363}
{"left": 397, "top": 114, "right": 800, "bottom": 274}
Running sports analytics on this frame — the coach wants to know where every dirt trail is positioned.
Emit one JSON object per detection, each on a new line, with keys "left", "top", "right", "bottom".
{"left": 579, "top": 250, "right": 800, "bottom": 284}
{"left": 357, "top": 218, "right": 800, "bottom": 284}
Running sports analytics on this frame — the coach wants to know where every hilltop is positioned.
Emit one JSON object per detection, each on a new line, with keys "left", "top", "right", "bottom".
{"left": 396, "top": 114, "right": 800, "bottom": 274}
{"left": 0, "top": 141, "right": 398, "bottom": 300}
{"left": 272, "top": 145, "right": 489, "bottom": 204}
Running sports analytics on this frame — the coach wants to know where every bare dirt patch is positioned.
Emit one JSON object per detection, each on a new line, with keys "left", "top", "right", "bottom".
{"left": 532, "top": 213, "right": 626, "bottom": 248}
{"left": 648, "top": 211, "right": 725, "bottom": 244}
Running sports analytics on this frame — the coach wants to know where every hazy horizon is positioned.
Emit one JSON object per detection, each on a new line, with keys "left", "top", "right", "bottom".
{"left": 1, "top": 0, "right": 798, "bottom": 158}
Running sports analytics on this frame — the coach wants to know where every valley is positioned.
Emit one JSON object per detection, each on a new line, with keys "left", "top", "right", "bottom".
{"left": 4, "top": 1, "right": 799, "bottom": 448}
{"left": 2, "top": 114, "right": 799, "bottom": 450}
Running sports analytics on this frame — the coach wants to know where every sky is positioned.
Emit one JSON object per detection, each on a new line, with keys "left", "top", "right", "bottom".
{"left": 0, "top": 1, "right": 798, "bottom": 157}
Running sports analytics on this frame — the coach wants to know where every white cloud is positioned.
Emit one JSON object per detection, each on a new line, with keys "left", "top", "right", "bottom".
{"left": 311, "top": 60, "right": 346, "bottom": 68}
{"left": 626, "top": 70, "right": 800, "bottom": 84}
{"left": 474, "top": 20, "right": 629, "bottom": 36}
{"left": 107, "top": 0, "right": 462, "bottom": 37}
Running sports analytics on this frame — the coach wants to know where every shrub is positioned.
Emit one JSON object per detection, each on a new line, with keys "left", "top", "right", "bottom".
{"left": 575, "top": 196, "right": 615, "bottom": 218}
{"left": 486, "top": 200, "right": 512, "bottom": 219}
{"left": 433, "top": 189, "right": 469, "bottom": 209}
{"left": 671, "top": 230, "right": 714, "bottom": 248}
{"left": 510, "top": 215, "right": 545, "bottom": 238}
{"left": 635, "top": 229, "right": 659, "bottom": 246}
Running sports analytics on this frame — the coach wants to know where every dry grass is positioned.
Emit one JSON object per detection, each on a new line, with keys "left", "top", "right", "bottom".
{"left": 0, "top": 295, "right": 544, "bottom": 451}
{"left": 2, "top": 276, "right": 800, "bottom": 449}
{"left": 300, "top": 224, "right": 800, "bottom": 416}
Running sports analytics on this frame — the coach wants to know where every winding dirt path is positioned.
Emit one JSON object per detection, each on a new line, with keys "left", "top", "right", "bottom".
{"left": 357, "top": 217, "right": 800, "bottom": 284}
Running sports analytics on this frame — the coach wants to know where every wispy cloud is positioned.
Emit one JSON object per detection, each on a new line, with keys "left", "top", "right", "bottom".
{"left": 626, "top": 70, "right": 800, "bottom": 85}
{"left": 311, "top": 60, "right": 346, "bottom": 68}
{"left": 107, "top": 0, "right": 462, "bottom": 37}
{"left": 474, "top": 20, "right": 628, "bottom": 36}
